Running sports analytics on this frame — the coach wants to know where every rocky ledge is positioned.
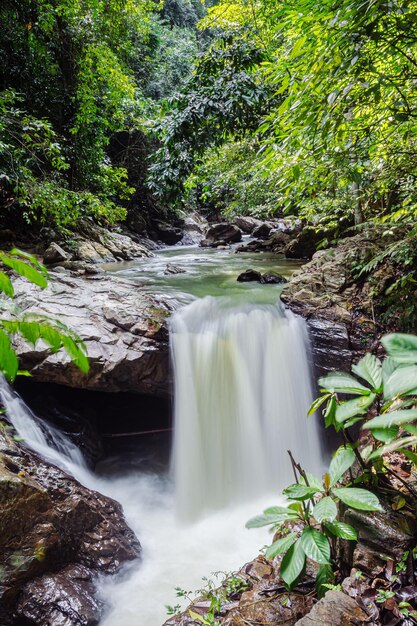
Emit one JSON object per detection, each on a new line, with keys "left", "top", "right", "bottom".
{"left": 12, "top": 271, "right": 173, "bottom": 396}
{"left": 0, "top": 426, "right": 140, "bottom": 625}
{"left": 281, "top": 226, "right": 407, "bottom": 377}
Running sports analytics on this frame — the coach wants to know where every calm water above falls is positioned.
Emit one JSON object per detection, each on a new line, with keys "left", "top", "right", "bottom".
{"left": 5, "top": 245, "right": 325, "bottom": 625}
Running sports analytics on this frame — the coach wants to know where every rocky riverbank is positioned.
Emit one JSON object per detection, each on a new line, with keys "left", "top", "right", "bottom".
{"left": 0, "top": 425, "right": 140, "bottom": 625}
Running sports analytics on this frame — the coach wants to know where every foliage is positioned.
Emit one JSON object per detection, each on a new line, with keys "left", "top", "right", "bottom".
{"left": 246, "top": 447, "right": 380, "bottom": 594}
{"left": 0, "top": 249, "right": 89, "bottom": 380}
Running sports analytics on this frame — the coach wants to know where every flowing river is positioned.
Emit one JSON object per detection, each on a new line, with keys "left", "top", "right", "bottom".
{"left": 3, "top": 244, "right": 325, "bottom": 625}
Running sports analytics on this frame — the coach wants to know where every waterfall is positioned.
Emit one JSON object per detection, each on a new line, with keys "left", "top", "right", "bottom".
{"left": 0, "top": 377, "right": 88, "bottom": 480}
{"left": 170, "top": 296, "right": 323, "bottom": 520}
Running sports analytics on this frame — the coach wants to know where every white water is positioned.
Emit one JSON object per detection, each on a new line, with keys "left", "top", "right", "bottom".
{"left": 171, "top": 297, "right": 323, "bottom": 520}
{"left": 1, "top": 295, "right": 324, "bottom": 626}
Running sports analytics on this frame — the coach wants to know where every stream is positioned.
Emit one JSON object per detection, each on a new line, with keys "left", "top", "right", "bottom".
{"left": 4, "top": 244, "right": 325, "bottom": 625}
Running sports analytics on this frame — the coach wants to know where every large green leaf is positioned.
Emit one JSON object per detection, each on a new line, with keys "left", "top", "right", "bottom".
{"left": 335, "top": 394, "right": 376, "bottom": 424}
{"left": 328, "top": 447, "right": 356, "bottom": 486}
{"left": 300, "top": 527, "right": 331, "bottom": 564}
{"left": 371, "top": 426, "right": 399, "bottom": 443}
{"left": 368, "top": 436, "right": 417, "bottom": 459}
{"left": 280, "top": 538, "right": 306, "bottom": 589}
{"left": 366, "top": 409, "right": 417, "bottom": 430}
{"left": 351, "top": 353, "right": 382, "bottom": 390}
{"left": 384, "top": 365, "right": 417, "bottom": 400}
{"left": 318, "top": 373, "right": 370, "bottom": 395}
{"left": 246, "top": 511, "right": 297, "bottom": 529}
{"left": 0, "top": 253, "right": 47, "bottom": 289}
{"left": 332, "top": 487, "right": 382, "bottom": 511}
{"left": 265, "top": 532, "right": 297, "bottom": 559}
{"left": 0, "top": 328, "right": 19, "bottom": 381}
{"left": 0, "top": 271, "right": 14, "bottom": 298}
{"left": 283, "top": 483, "right": 321, "bottom": 501}
{"left": 312, "top": 496, "right": 337, "bottom": 522}
{"left": 325, "top": 520, "right": 357, "bottom": 540}
{"left": 382, "top": 333, "right": 417, "bottom": 364}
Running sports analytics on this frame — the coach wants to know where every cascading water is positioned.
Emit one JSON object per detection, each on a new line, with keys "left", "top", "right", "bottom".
{"left": 0, "top": 246, "right": 326, "bottom": 625}
{"left": 171, "top": 296, "right": 323, "bottom": 520}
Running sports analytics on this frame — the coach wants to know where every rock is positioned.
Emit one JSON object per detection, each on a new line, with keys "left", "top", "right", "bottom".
{"left": 0, "top": 427, "right": 140, "bottom": 625}
{"left": 152, "top": 220, "right": 183, "bottom": 245}
{"left": 285, "top": 227, "right": 323, "bottom": 260}
{"left": 17, "top": 565, "right": 102, "bottom": 626}
{"left": 232, "top": 216, "right": 262, "bottom": 234}
{"left": 165, "top": 263, "right": 185, "bottom": 275}
{"left": 181, "top": 213, "right": 209, "bottom": 245}
{"left": 12, "top": 272, "right": 172, "bottom": 395}
{"left": 43, "top": 242, "right": 69, "bottom": 265}
{"left": 252, "top": 223, "right": 272, "bottom": 239}
{"left": 237, "top": 270, "right": 287, "bottom": 284}
{"left": 294, "top": 590, "right": 367, "bottom": 625}
{"left": 237, "top": 269, "right": 263, "bottom": 282}
{"left": 202, "top": 223, "right": 242, "bottom": 247}
{"left": 235, "top": 230, "right": 290, "bottom": 254}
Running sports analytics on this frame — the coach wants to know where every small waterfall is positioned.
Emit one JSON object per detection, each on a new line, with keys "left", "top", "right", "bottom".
{"left": 0, "top": 377, "right": 88, "bottom": 479}
{"left": 170, "top": 296, "right": 323, "bottom": 520}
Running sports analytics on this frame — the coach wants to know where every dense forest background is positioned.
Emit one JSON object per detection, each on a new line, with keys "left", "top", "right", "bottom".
{"left": 2, "top": 0, "right": 417, "bottom": 257}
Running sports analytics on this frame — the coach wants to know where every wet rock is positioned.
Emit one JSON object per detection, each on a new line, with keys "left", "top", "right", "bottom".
{"left": 236, "top": 230, "right": 291, "bottom": 254}
{"left": 43, "top": 242, "right": 70, "bottom": 265}
{"left": 294, "top": 590, "right": 367, "bottom": 625}
{"left": 285, "top": 226, "right": 324, "bottom": 260}
{"left": 17, "top": 565, "right": 102, "bottom": 626}
{"left": 237, "top": 269, "right": 288, "bottom": 284}
{"left": 237, "top": 269, "right": 263, "bottom": 282}
{"left": 12, "top": 272, "right": 172, "bottom": 395}
{"left": 252, "top": 223, "right": 272, "bottom": 239}
{"left": 152, "top": 220, "right": 183, "bottom": 245}
{"left": 165, "top": 263, "right": 185, "bottom": 275}
{"left": 202, "top": 223, "right": 242, "bottom": 247}
{"left": 232, "top": 216, "right": 262, "bottom": 234}
{"left": 0, "top": 427, "right": 140, "bottom": 625}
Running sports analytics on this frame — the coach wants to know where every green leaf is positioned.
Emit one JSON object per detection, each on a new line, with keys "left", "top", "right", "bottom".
{"left": 0, "top": 328, "right": 19, "bottom": 381}
{"left": 332, "top": 487, "right": 382, "bottom": 511}
{"left": 280, "top": 538, "right": 306, "bottom": 589}
{"left": 61, "top": 335, "right": 89, "bottom": 373}
{"left": 300, "top": 473, "right": 323, "bottom": 490}
{"left": 313, "top": 496, "right": 337, "bottom": 522}
{"left": 319, "top": 373, "right": 370, "bottom": 395}
{"left": 0, "top": 271, "right": 14, "bottom": 297}
{"left": 18, "top": 322, "right": 41, "bottom": 346}
{"left": 366, "top": 409, "right": 417, "bottom": 430}
{"left": 308, "top": 393, "right": 331, "bottom": 416}
{"left": 384, "top": 364, "right": 417, "bottom": 399}
{"left": 335, "top": 394, "right": 376, "bottom": 424}
{"left": 324, "top": 396, "right": 337, "bottom": 428}
{"left": 401, "top": 448, "right": 417, "bottom": 466}
{"left": 300, "top": 527, "right": 331, "bottom": 564}
{"left": 245, "top": 511, "right": 297, "bottom": 529}
{"left": 0, "top": 253, "right": 47, "bottom": 288}
{"left": 263, "top": 506, "right": 299, "bottom": 516}
{"left": 382, "top": 333, "right": 417, "bottom": 364}
{"left": 316, "top": 564, "right": 334, "bottom": 598}
{"left": 265, "top": 532, "right": 297, "bottom": 559}
{"left": 329, "top": 447, "right": 356, "bottom": 487}
{"left": 283, "top": 483, "right": 321, "bottom": 501}
{"left": 371, "top": 426, "right": 399, "bottom": 442}
{"left": 325, "top": 520, "right": 357, "bottom": 540}
{"left": 352, "top": 353, "right": 382, "bottom": 390}
{"left": 368, "top": 436, "right": 417, "bottom": 459}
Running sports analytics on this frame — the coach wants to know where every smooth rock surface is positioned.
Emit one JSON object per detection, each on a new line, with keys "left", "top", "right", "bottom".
{"left": 294, "top": 590, "right": 368, "bottom": 625}
{"left": 12, "top": 272, "right": 172, "bottom": 395}
{"left": 201, "top": 223, "right": 242, "bottom": 247}
{"left": 43, "top": 242, "right": 69, "bottom": 265}
{"left": 232, "top": 216, "right": 262, "bottom": 234}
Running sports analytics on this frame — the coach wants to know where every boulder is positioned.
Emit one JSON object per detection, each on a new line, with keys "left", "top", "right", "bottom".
{"left": 285, "top": 227, "right": 322, "bottom": 260}
{"left": 294, "top": 590, "right": 368, "bottom": 626}
{"left": 202, "top": 223, "right": 242, "bottom": 247}
{"left": 12, "top": 272, "right": 173, "bottom": 396}
{"left": 232, "top": 216, "right": 262, "bottom": 234}
{"left": 151, "top": 220, "right": 183, "bottom": 245}
{"left": 237, "top": 269, "right": 287, "bottom": 284}
{"left": 43, "top": 243, "right": 69, "bottom": 265}
{"left": 252, "top": 223, "right": 272, "bottom": 239}
{"left": 0, "top": 427, "right": 140, "bottom": 625}
{"left": 165, "top": 263, "right": 185, "bottom": 275}
{"left": 181, "top": 213, "right": 209, "bottom": 245}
